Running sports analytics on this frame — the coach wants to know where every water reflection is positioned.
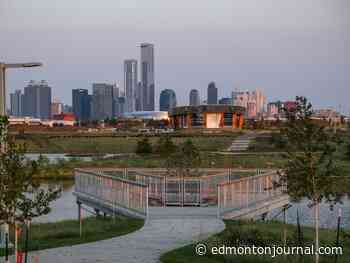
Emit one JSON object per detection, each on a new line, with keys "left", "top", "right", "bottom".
{"left": 34, "top": 180, "right": 86, "bottom": 223}
{"left": 268, "top": 198, "right": 350, "bottom": 229}
{"left": 25, "top": 153, "right": 92, "bottom": 163}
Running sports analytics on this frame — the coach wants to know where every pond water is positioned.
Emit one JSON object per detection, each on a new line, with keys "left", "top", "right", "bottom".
{"left": 34, "top": 181, "right": 80, "bottom": 223}
{"left": 37, "top": 180, "right": 350, "bottom": 230}
{"left": 268, "top": 198, "right": 350, "bottom": 230}
{"left": 25, "top": 153, "right": 93, "bottom": 163}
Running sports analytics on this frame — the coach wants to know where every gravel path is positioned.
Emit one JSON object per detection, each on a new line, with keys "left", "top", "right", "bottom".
{"left": 24, "top": 214, "right": 224, "bottom": 263}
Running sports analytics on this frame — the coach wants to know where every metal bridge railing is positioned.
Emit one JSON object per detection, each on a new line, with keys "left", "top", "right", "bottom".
{"left": 74, "top": 169, "right": 148, "bottom": 218}
{"left": 74, "top": 168, "right": 273, "bottom": 208}
{"left": 217, "top": 171, "right": 285, "bottom": 217}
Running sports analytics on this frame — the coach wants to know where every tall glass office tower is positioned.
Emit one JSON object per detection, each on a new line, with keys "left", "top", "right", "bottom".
{"left": 124, "top": 59, "right": 138, "bottom": 113}
{"left": 207, "top": 81, "right": 218, "bottom": 105}
{"left": 189, "top": 89, "right": 200, "bottom": 106}
{"left": 159, "top": 89, "right": 177, "bottom": 111}
{"left": 141, "top": 43, "right": 155, "bottom": 111}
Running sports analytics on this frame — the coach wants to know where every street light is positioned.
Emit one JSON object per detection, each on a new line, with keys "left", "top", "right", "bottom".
{"left": 0, "top": 62, "right": 42, "bottom": 259}
{"left": 0, "top": 62, "right": 43, "bottom": 116}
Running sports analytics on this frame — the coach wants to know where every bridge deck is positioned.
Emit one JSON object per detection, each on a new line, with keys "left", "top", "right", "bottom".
{"left": 221, "top": 194, "right": 289, "bottom": 219}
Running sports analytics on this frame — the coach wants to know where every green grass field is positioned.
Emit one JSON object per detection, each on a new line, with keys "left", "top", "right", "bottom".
{"left": 16, "top": 130, "right": 350, "bottom": 180}
{"left": 0, "top": 216, "right": 144, "bottom": 256}
{"left": 15, "top": 134, "right": 238, "bottom": 154}
{"left": 161, "top": 220, "right": 350, "bottom": 263}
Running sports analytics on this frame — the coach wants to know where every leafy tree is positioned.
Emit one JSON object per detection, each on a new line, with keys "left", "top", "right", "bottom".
{"left": 270, "top": 132, "right": 287, "bottom": 150}
{"left": 345, "top": 141, "right": 350, "bottom": 161}
{"left": 279, "top": 96, "right": 342, "bottom": 263}
{"left": 136, "top": 137, "right": 153, "bottom": 154}
{"left": 156, "top": 136, "right": 177, "bottom": 158}
{"left": 0, "top": 119, "right": 60, "bottom": 260}
{"left": 155, "top": 136, "right": 177, "bottom": 169}
{"left": 170, "top": 139, "right": 201, "bottom": 177}
{"left": 109, "top": 118, "right": 118, "bottom": 126}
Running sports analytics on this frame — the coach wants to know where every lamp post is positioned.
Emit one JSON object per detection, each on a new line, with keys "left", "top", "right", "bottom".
{"left": 0, "top": 62, "right": 43, "bottom": 116}
{"left": 0, "top": 62, "right": 42, "bottom": 258}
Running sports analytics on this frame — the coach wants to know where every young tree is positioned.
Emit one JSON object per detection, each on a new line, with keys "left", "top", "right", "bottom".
{"left": 279, "top": 96, "right": 342, "bottom": 263}
{"left": 345, "top": 141, "right": 350, "bottom": 161}
{"left": 136, "top": 137, "right": 153, "bottom": 154}
{"left": 170, "top": 139, "right": 201, "bottom": 177}
{"left": 156, "top": 136, "right": 177, "bottom": 159}
{"left": 0, "top": 119, "right": 60, "bottom": 260}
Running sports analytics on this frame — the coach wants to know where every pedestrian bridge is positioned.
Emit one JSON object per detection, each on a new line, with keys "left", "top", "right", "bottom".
{"left": 74, "top": 168, "right": 289, "bottom": 220}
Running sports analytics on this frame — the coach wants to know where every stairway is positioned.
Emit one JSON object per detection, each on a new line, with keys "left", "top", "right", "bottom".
{"left": 227, "top": 133, "right": 256, "bottom": 152}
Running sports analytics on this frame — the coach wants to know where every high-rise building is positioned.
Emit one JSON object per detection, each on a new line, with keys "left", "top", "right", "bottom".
{"left": 115, "top": 97, "right": 126, "bottom": 117}
{"left": 51, "top": 98, "right": 63, "bottom": 117}
{"left": 10, "top": 90, "right": 23, "bottom": 116}
{"left": 23, "top": 80, "right": 52, "bottom": 119}
{"left": 135, "top": 81, "right": 143, "bottom": 111}
{"left": 141, "top": 43, "right": 155, "bottom": 111}
{"left": 159, "top": 89, "right": 177, "bottom": 111}
{"left": 267, "top": 102, "right": 280, "bottom": 117}
{"left": 207, "top": 82, "right": 218, "bottom": 105}
{"left": 91, "top": 83, "right": 117, "bottom": 120}
{"left": 124, "top": 59, "right": 137, "bottom": 113}
{"left": 233, "top": 90, "right": 249, "bottom": 108}
{"left": 232, "top": 89, "right": 267, "bottom": 118}
{"left": 219, "top": 97, "right": 233, "bottom": 105}
{"left": 189, "top": 89, "right": 200, "bottom": 106}
{"left": 72, "top": 89, "right": 91, "bottom": 121}
{"left": 63, "top": 104, "right": 73, "bottom": 113}
{"left": 247, "top": 101, "right": 257, "bottom": 119}
{"left": 252, "top": 89, "right": 266, "bottom": 114}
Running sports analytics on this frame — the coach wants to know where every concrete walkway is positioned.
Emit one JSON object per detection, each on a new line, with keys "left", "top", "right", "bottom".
{"left": 24, "top": 209, "right": 224, "bottom": 263}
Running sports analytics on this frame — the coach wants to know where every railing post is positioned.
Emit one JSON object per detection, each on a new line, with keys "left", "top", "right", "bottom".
{"left": 223, "top": 183, "right": 227, "bottom": 208}
{"left": 265, "top": 175, "right": 269, "bottom": 199}
{"left": 246, "top": 179, "right": 249, "bottom": 208}
{"left": 77, "top": 201, "right": 82, "bottom": 237}
{"left": 217, "top": 184, "right": 221, "bottom": 218}
{"left": 199, "top": 178, "right": 202, "bottom": 206}
{"left": 127, "top": 183, "right": 130, "bottom": 208}
{"left": 163, "top": 175, "right": 166, "bottom": 207}
{"left": 239, "top": 181, "right": 242, "bottom": 208}
{"left": 146, "top": 186, "right": 149, "bottom": 220}
{"left": 140, "top": 183, "right": 143, "bottom": 210}
{"left": 252, "top": 178, "right": 256, "bottom": 204}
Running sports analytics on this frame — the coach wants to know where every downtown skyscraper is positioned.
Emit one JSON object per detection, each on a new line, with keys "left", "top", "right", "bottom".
{"left": 140, "top": 43, "right": 155, "bottom": 111}
{"left": 124, "top": 59, "right": 137, "bottom": 113}
{"left": 159, "top": 89, "right": 177, "bottom": 111}
{"left": 72, "top": 89, "right": 91, "bottom": 121}
{"left": 10, "top": 89, "right": 23, "bottom": 116}
{"left": 207, "top": 82, "right": 218, "bottom": 105}
{"left": 23, "top": 80, "right": 52, "bottom": 119}
{"left": 189, "top": 89, "right": 200, "bottom": 106}
{"left": 91, "top": 83, "right": 116, "bottom": 120}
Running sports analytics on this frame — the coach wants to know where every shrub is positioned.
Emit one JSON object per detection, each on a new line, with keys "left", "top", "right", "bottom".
{"left": 136, "top": 137, "right": 152, "bottom": 154}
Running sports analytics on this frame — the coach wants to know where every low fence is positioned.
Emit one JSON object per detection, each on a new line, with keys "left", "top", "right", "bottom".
{"left": 74, "top": 169, "right": 148, "bottom": 219}
{"left": 217, "top": 171, "right": 286, "bottom": 217}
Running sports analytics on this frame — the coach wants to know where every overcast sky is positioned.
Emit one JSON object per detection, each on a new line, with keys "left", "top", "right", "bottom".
{"left": 1, "top": 0, "right": 349, "bottom": 112}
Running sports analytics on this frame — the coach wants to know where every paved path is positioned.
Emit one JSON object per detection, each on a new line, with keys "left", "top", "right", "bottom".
{"left": 24, "top": 209, "right": 224, "bottom": 263}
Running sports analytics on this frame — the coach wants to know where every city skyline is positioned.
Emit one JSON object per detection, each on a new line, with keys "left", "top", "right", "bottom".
{"left": 1, "top": 1, "right": 350, "bottom": 113}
